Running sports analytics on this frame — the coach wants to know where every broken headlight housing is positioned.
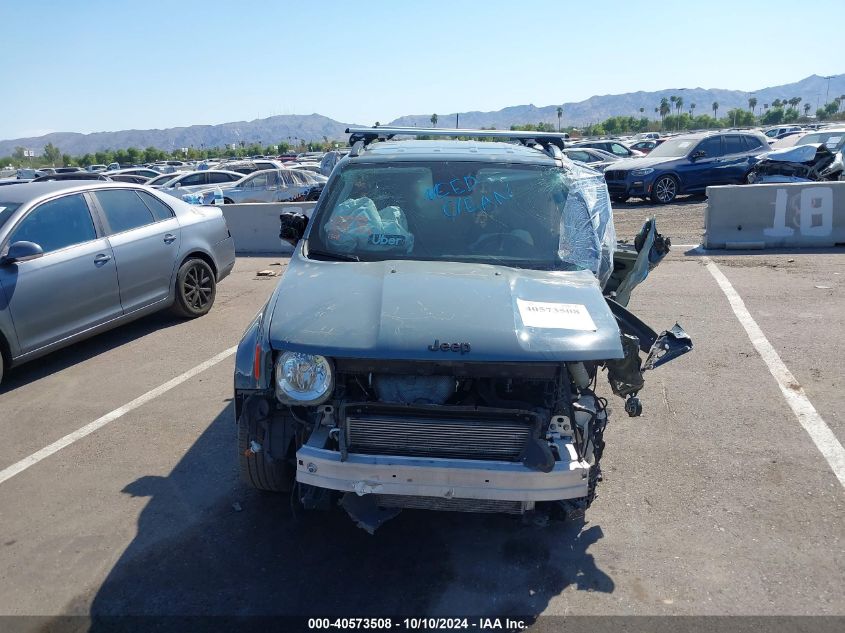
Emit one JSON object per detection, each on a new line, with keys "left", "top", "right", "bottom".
{"left": 275, "top": 351, "right": 334, "bottom": 405}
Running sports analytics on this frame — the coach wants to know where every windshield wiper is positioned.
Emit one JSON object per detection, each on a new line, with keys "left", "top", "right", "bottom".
{"left": 306, "top": 247, "right": 360, "bottom": 262}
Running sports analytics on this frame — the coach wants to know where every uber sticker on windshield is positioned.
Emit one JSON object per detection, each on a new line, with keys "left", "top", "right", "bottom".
{"left": 517, "top": 299, "right": 597, "bottom": 331}
{"left": 368, "top": 234, "right": 406, "bottom": 247}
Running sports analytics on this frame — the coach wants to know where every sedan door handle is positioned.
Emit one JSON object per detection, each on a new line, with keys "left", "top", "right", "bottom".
{"left": 163, "top": 233, "right": 176, "bottom": 244}
{"left": 93, "top": 254, "right": 111, "bottom": 266}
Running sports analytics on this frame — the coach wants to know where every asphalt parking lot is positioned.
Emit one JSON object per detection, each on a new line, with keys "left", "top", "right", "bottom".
{"left": 0, "top": 213, "right": 843, "bottom": 627}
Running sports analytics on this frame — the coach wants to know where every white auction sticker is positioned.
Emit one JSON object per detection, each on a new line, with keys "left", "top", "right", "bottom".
{"left": 517, "top": 299, "right": 597, "bottom": 330}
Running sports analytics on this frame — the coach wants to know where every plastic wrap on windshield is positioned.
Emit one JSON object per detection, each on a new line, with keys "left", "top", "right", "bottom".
{"left": 556, "top": 163, "right": 616, "bottom": 286}
{"left": 324, "top": 197, "right": 414, "bottom": 254}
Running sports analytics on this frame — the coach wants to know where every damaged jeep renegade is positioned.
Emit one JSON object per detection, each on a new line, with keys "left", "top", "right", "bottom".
{"left": 234, "top": 127, "right": 692, "bottom": 531}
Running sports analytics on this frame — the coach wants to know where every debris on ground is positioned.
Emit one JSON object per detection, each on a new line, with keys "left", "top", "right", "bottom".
{"left": 256, "top": 269, "right": 277, "bottom": 277}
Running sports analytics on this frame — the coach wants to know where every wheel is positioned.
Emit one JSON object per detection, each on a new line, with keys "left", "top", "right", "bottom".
{"left": 238, "top": 407, "right": 293, "bottom": 492}
{"left": 171, "top": 258, "right": 216, "bottom": 318}
{"left": 651, "top": 175, "right": 678, "bottom": 204}
{"left": 223, "top": 197, "right": 234, "bottom": 205}
{"left": 611, "top": 195, "right": 629, "bottom": 203}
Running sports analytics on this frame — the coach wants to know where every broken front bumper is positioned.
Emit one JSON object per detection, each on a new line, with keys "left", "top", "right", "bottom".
{"left": 295, "top": 442, "right": 590, "bottom": 502}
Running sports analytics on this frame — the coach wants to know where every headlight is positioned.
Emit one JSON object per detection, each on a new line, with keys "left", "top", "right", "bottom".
{"left": 630, "top": 168, "right": 654, "bottom": 177}
{"left": 275, "top": 351, "right": 334, "bottom": 405}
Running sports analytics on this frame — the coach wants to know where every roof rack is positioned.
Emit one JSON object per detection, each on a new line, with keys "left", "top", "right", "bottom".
{"left": 345, "top": 126, "right": 569, "bottom": 159}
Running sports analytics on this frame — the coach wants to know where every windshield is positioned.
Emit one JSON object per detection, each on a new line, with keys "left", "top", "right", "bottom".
{"left": 647, "top": 138, "right": 696, "bottom": 158}
{"left": 0, "top": 203, "right": 22, "bottom": 229}
{"left": 796, "top": 131, "right": 845, "bottom": 151}
{"left": 306, "top": 161, "right": 615, "bottom": 282}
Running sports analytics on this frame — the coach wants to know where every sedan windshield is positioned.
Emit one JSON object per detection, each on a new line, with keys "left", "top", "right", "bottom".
{"left": 306, "top": 161, "right": 615, "bottom": 279}
{"left": 646, "top": 138, "right": 696, "bottom": 158}
{"left": 796, "top": 131, "right": 845, "bottom": 151}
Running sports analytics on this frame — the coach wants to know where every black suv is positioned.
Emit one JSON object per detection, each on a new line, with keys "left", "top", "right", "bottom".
{"left": 603, "top": 130, "right": 769, "bottom": 203}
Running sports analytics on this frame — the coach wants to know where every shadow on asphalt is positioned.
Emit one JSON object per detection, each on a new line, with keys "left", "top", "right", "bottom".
{"left": 81, "top": 404, "right": 613, "bottom": 625}
{"left": 0, "top": 312, "right": 185, "bottom": 394}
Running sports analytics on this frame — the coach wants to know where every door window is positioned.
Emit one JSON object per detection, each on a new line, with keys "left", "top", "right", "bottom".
{"left": 209, "top": 172, "right": 235, "bottom": 183}
{"left": 742, "top": 135, "right": 764, "bottom": 151}
{"left": 94, "top": 189, "right": 155, "bottom": 234}
{"left": 610, "top": 143, "right": 630, "bottom": 156}
{"left": 249, "top": 173, "right": 269, "bottom": 188}
{"left": 723, "top": 135, "right": 745, "bottom": 155}
{"left": 10, "top": 194, "right": 96, "bottom": 253}
{"left": 694, "top": 137, "right": 723, "bottom": 158}
{"left": 179, "top": 173, "right": 206, "bottom": 186}
{"left": 137, "top": 191, "right": 175, "bottom": 221}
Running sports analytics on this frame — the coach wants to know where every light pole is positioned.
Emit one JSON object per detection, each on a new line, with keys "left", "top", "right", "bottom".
{"left": 824, "top": 75, "right": 834, "bottom": 104}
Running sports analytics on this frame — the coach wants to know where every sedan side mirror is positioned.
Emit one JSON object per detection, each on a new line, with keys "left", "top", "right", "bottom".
{"left": 279, "top": 211, "right": 308, "bottom": 247}
{"left": 2, "top": 241, "right": 44, "bottom": 264}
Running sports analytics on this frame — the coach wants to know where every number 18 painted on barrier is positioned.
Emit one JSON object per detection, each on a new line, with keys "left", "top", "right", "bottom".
{"left": 764, "top": 187, "right": 833, "bottom": 238}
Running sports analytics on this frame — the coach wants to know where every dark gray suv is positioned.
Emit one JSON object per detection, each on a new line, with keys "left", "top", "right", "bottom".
{"left": 233, "top": 126, "right": 691, "bottom": 531}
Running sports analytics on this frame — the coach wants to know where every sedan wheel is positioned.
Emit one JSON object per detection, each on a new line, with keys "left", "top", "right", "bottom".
{"left": 651, "top": 175, "right": 678, "bottom": 204}
{"left": 171, "top": 259, "right": 216, "bottom": 318}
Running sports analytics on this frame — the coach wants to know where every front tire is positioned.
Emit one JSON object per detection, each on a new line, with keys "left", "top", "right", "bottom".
{"left": 171, "top": 258, "right": 216, "bottom": 318}
{"left": 238, "top": 407, "right": 293, "bottom": 492}
{"left": 651, "top": 175, "right": 678, "bottom": 204}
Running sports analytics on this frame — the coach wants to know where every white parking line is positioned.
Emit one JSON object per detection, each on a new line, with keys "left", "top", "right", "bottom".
{"left": 0, "top": 346, "right": 237, "bottom": 486}
{"left": 704, "top": 258, "right": 845, "bottom": 488}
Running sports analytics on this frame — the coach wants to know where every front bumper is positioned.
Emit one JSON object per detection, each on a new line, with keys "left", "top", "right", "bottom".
{"left": 296, "top": 440, "right": 590, "bottom": 502}
{"left": 605, "top": 172, "right": 656, "bottom": 198}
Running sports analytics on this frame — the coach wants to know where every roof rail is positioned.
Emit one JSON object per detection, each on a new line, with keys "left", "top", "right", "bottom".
{"left": 345, "top": 126, "right": 570, "bottom": 157}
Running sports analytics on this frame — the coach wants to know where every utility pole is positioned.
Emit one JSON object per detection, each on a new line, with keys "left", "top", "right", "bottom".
{"left": 824, "top": 75, "right": 833, "bottom": 104}
{"left": 456, "top": 113, "right": 459, "bottom": 128}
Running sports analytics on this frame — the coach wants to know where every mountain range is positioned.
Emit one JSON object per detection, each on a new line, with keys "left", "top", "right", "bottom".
{"left": 2, "top": 73, "right": 843, "bottom": 158}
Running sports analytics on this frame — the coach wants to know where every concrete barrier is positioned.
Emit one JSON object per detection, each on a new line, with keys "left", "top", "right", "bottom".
{"left": 704, "top": 182, "right": 845, "bottom": 249}
{"left": 221, "top": 202, "right": 317, "bottom": 254}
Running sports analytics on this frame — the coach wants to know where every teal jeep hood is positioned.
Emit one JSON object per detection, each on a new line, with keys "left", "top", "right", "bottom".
{"left": 268, "top": 251, "right": 624, "bottom": 362}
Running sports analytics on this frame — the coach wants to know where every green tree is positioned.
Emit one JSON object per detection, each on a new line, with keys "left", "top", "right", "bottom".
{"left": 61, "top": 153, "right": 72, "bottom": 167}
{"left": 430, "top": 113, "right": 438, "bottom": 127}
{"left": 13, "top": 146, "right": 26, "bottom": 161}
{"left": 748, "top": 96, "right": 757, "bottom": 115}
{"left": 556, "top": 106, "right": 563, "bottom": 132}
{"left": 804, "top": 103, "right": 811, "bottom": 116}
{"left": 783, "top": 108, "right": 799, "bottom": 123}
{"left": 712, "top": 101, "right": 719, "bottom": 119}
{"left": 42, "top": 143, "right": 61, "bottom": 165}
{"left": 823, "top": 101, "right": 839, "bottom": 117}
{"left": 79, "top": 153, "right": 94, "bottom": 167}
{"left": 659, "top": 98, "right": 671, "bottom": 127}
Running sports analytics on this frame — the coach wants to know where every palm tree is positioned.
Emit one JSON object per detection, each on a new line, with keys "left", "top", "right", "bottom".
{"left": 639, "top": 107, "right": 644, "bottom": 117}
{"left": 430, "top": 113, "right": 438, "bottom": 127}
{"left": 675, "top": 96, "right": 684, "bottom": 115}
{"left": 772, "top": 98, "right": 782, "bottom": 108}
{"left": 712, "top": 101, "right": 719, "bottom": 119}
{"left": 690, "top": 102, "right": 696, "bottom": 117}
{"left": 804, "top": 103, "right": 812, "bottom": 116}
{"left": 556, "top": 106, "right": 563, "bottom": 132}
{"left": 839, "top": 95, "right": 845, "bottom": 113}
{"left": 748, "top": 97, "right": 757, "bottom": 115}
{"left": 654, "top": 106, "right": 659, "bottom": 120}
{"left": 659, "top": 98, "right": 671, "bottom": 127}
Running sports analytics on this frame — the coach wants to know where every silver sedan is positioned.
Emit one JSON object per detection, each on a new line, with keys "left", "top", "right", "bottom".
{"left": 0, "top": 181, "right": 236, "bottom": 383}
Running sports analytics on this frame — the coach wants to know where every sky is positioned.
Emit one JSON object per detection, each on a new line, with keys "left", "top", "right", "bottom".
{"left": 2, "top": 0, "right": 843, "bottom": 141}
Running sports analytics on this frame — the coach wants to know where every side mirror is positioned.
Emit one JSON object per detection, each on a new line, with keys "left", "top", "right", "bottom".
{"left": 690, "top": 150, "right": 706, "bottom": 161}
{"left": 3, "top": 241, "right": 44, "bottom": 264}
{"left": 279, "top": 211, "right": 308, "bottom": 247}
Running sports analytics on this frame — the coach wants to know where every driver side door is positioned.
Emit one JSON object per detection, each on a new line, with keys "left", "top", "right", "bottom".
{"left": 0, "top": 192, "right": 122, "bottom": 356}
{"left": 684, "top": 136, "right": 724, "bottom": 191}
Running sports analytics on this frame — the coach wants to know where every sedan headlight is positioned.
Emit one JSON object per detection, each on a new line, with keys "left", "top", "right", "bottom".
{"left": 275, "top": 351, "right": 334, "bottom": 405}
{"left": 630, "top": 168, "right": 655, "bottom": 177}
